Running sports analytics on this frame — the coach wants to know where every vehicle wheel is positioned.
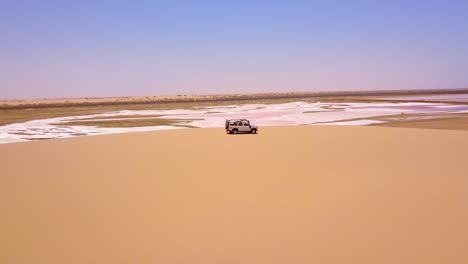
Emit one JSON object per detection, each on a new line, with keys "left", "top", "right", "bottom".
{"left": 232, "top": 129, "right": 238, "bottom": 134}
{"left": 251, "top": 129, "right": 257, "bottom": 134}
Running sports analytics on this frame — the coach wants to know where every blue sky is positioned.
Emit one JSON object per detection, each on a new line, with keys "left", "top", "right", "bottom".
{"left": 1, "top": 0, "right": 468, "bottom": 98}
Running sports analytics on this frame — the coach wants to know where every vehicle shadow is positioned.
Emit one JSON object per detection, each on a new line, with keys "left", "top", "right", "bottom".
{"left": 226, "top": 132, "right": 258, "bottom": 135}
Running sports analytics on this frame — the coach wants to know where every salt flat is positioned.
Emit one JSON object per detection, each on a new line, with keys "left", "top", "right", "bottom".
{"left": 2, "top": 101, "right": 468, "bottom": 143}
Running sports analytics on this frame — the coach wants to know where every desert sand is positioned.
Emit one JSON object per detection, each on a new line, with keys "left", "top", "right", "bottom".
{"left": 1, "top": 126, "right": 468, "bottom": 263}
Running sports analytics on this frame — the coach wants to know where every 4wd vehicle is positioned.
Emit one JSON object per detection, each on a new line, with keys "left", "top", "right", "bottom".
{"left": 225, "top": 119, "right": 258, "bottom": 134}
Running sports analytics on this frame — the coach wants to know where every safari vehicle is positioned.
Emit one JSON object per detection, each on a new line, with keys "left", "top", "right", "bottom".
{"left": 225, "top": 119, "right": 258, "bottom": 134}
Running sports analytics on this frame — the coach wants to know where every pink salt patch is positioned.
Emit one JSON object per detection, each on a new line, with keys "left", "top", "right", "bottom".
{"left": 256, "top": 120, "right": 297, "bottom": 126}
{"left": 204, "top": 110, "right": 290, "bottom": 119}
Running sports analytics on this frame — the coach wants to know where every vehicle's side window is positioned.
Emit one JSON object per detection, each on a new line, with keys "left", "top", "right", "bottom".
{"left": 244, "top": 122, "right": 249, "bottom": 126}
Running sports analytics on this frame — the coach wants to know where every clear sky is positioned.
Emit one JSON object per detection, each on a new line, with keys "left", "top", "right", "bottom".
{"left": 1, "top": 0, "right": 468, "bottom": 99}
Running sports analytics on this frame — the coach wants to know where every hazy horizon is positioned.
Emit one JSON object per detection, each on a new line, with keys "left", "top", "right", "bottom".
{"left": 4, "top": 87, "right": 468, "bottom": 101}
{"left": 2, "top": 1, "right": 468, "bottom": 99}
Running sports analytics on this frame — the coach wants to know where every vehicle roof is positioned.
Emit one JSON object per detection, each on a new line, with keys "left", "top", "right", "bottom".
{"left": 227, "top": 119, "right": 249, "bottom": 121}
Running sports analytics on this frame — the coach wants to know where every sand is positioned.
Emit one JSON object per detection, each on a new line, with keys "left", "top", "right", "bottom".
{"left": 1, "top": 126, "right": 468, "bottom": 263}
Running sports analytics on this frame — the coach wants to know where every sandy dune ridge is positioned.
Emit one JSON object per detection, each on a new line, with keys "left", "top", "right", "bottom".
{"left": 2, "top": 88, "right": 468, "bottom": 107}
{"left": 1, "top": 126, "right": 468, "bottom": 263}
